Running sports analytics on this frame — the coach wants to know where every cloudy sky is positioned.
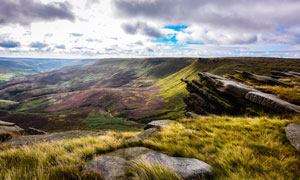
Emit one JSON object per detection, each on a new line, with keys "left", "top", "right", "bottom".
{"left": 0, "top": 0, "right": 300, "bottom": 58}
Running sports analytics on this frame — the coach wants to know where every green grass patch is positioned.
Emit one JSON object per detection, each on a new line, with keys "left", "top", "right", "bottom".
{"left": 141, "top": 116, "right": 300, "bottom": 180}
{"left": 0, "top": 100, "right": 19, "bottom": 110}
{"left": 85, "top": 111, "right": 142, "bottom": 131}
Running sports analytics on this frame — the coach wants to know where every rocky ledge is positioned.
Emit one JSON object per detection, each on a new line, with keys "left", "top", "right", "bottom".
{"left": 182, "top": 72, "right": 300, "bottom": 115}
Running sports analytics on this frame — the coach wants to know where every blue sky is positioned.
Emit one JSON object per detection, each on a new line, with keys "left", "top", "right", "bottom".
{"left": 0, "top": 0, "right": 299, "bottom": 58}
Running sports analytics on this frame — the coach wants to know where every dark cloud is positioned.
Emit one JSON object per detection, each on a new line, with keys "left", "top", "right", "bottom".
{"left": 121, "top": 22, "right": 162, "bottom": 38}
{"left": 30, "top": 42, "right": 48, "bottom": 49}
{"left": 114, "top": 0, "right": 300, "bottom": 31}
{"left": 0, "top": 0, "right": 75, "bottom": 26}
{"left": 0, "top": 41, "right": 20, "bottom": 48}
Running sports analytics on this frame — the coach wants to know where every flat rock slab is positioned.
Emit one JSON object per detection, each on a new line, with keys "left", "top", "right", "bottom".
{"left": 144, "top": 120, "right": 175, "bottom": 130}
{"left": 0, "top": 125, "right": 23, "bottom": 134}
{"left": 126, "top": 128, "right": 158, "bottom": 143}
{"left": 0, "top": 120, "right": 15, "bottom": 126}
{"left": 286, "top": 123, "right": 300, "bottom": 152}
{"left": 87, "top": 147, "right": 212, "bottom": 180}
{"left": 5, "top": 130, "right": 105, "bottom": 147}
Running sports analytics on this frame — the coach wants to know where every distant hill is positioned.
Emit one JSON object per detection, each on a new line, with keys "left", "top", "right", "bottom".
{"left": 0, "top": 57, "right": 98, "bottom": 82}
{"left": 0, "top": 57, "right": 300, "bottom": 131}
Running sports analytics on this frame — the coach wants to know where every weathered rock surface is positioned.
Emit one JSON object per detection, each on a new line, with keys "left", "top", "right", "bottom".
{"left": 286, "top": 123, "right": 300, "bottom": 152}
{"left": 271, "top": 70, "right": 300, "bottom": 78}
{"left": 127, "top": 120, "right": 176, "bottom": 142}
{"left": 185, "top": 112, "right": 200, "bottom": 119}
{"left": 5, "top": 130, "right": 104, "bottom": 146}
{"left": 0, "top": 120, "right": 23, "bottom": 142}
{"left": 126, "top": 128, "right": 158, "bottom": 142}
{"left": 87, "top": 147, "right": 212, "bottom": 180}
{"left": 183, "top": 72, "right": 300, "bottom": 115}
{"left": 0, "top": 120, "right": 23, "bottom": 134}
{"left": 235, "top": 70, "right": 293, "bottom": 87}
{"left": 21, "top": 127, "right": 47, "bottom": 135}
{"left": 0, "top": 120, "right": 15, "bottom": 126}
{"left": 144, "top": 120, "right": 174, "bottom": 130}
{"left": 245, "top": 91, "right": 300, "bottom": 113}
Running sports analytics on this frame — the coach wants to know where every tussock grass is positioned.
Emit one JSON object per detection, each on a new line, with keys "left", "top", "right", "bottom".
{"left": 0, "top": 131, "right": 138, "bottom": 180}
{"left": 256, "top": 85, "right": 300, "bottom": 105}
{"left": 1, "top": 116, "right": 300, "bottom": 179}
{"left": 129, "top": 160, "right": 183, "bottom": 180}
{"left": 141, "top": 116, "right": 300, "bottom": 180}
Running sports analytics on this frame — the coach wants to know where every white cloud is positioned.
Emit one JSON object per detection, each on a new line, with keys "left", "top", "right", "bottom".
{"left": 0, "top": 0, "right": 299, "bottom": 58}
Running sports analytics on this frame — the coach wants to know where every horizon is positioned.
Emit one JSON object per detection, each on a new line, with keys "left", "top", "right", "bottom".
{"left": 0, "top": 0, "right": 300, "bottom": 58}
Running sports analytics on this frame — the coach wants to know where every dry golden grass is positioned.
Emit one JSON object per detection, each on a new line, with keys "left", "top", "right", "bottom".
{"left": 0, "top": 131, "right": 138, "bottom": 180}
{"left": 140, "top": 116, "right": 300, "bottom": 180}
{"left": 256, "top": 85, "right": 300, "bottom": 105}
{"left": 1, "top": 116, "right": 300, "bottom": 180}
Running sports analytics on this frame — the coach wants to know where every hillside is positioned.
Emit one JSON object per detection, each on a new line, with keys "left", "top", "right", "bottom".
{"left": 0, "top": 57, "right": 96, "bottom": 82}
{"left": 1, "top": 57, "right": 300, "bottom": 131}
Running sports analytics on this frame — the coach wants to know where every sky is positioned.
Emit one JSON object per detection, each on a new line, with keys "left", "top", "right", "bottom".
{"left": 0, "top": 0, "right": 300, "bottom": 58}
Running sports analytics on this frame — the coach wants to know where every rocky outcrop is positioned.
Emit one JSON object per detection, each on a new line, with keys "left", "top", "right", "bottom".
{"left": 0, "top": 120, "right": 23, "bottom": 134}
{"left": 245, "top": 92, "right": 300, "bottom": 113}
{"left": 126, "top": 128, "right": 158, "bottom": 142}
{"left": 5, "top": 130, "right": 104, "bottom": 147}
{"left": 127, "top": 120, "right": 175, "bottom": 142}
{"left": 0, "top": 120, "right": 23, "bottom": 142}
{"left": 235, "top": 70, "right": 293, "bottom": 87}
{"left": 286, "top": 123, "right": 300, "bottom": 153}
{"left": 182, "top": 72, "right": 300, "bottom": 115}
{"left": 87, "top": 147, "right": 212, "bottom": 180}
{"left": 144, "top": 120, "right": 173, "bottom": 130}
{"left": 271, "top": 70, "right": 300, "bottom": 78}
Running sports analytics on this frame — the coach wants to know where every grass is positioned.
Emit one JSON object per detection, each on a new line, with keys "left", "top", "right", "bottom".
{"left": 140, "top": 116, "right": 300, "bottom": 180}
{"left": 0, "top": 131, "right": 138, "bottom": 180}
{"left": 129, "top": 160, "right": 183, "bottom": 180}
{"left": 0, "top": 100, "right": 19, "bottom": 110}
{"left": 0, "top": 116, "right": 300, "bottom": 179}
{"left": 256, "top": 85, "right": 300, "bottom": 105}
{"left": 85, "top": 111, "right": 142, "bottom": 131}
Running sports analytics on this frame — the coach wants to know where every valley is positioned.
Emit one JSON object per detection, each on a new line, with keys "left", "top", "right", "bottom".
{"left": 1, "top": 57, "right": 300, "bottom": 180}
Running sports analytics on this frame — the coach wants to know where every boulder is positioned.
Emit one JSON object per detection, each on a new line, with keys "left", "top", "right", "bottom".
{"left": 286, "top": 123, "right": 300, "bottom": 152}
{"left": 87, "top": 147, "right": 212, "bottom": 180}
{"left": 0, "top": 120, "right": 23, "bottom": 134}
{"left": 185, "top": 112, "right": 200, "bottom": 119}
{"left": 245, "top": 91, "right": 300, "bottom": 113}
{"left": 144, "top": 120, "right": 174, "bottom": 130}
{"left": 0, "top": 120, "right": 23, "bottom": 142}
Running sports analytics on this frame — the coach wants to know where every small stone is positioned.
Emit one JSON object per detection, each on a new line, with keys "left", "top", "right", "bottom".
{"left": 144, "top": 120, "right": 174, "bottom": 130}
